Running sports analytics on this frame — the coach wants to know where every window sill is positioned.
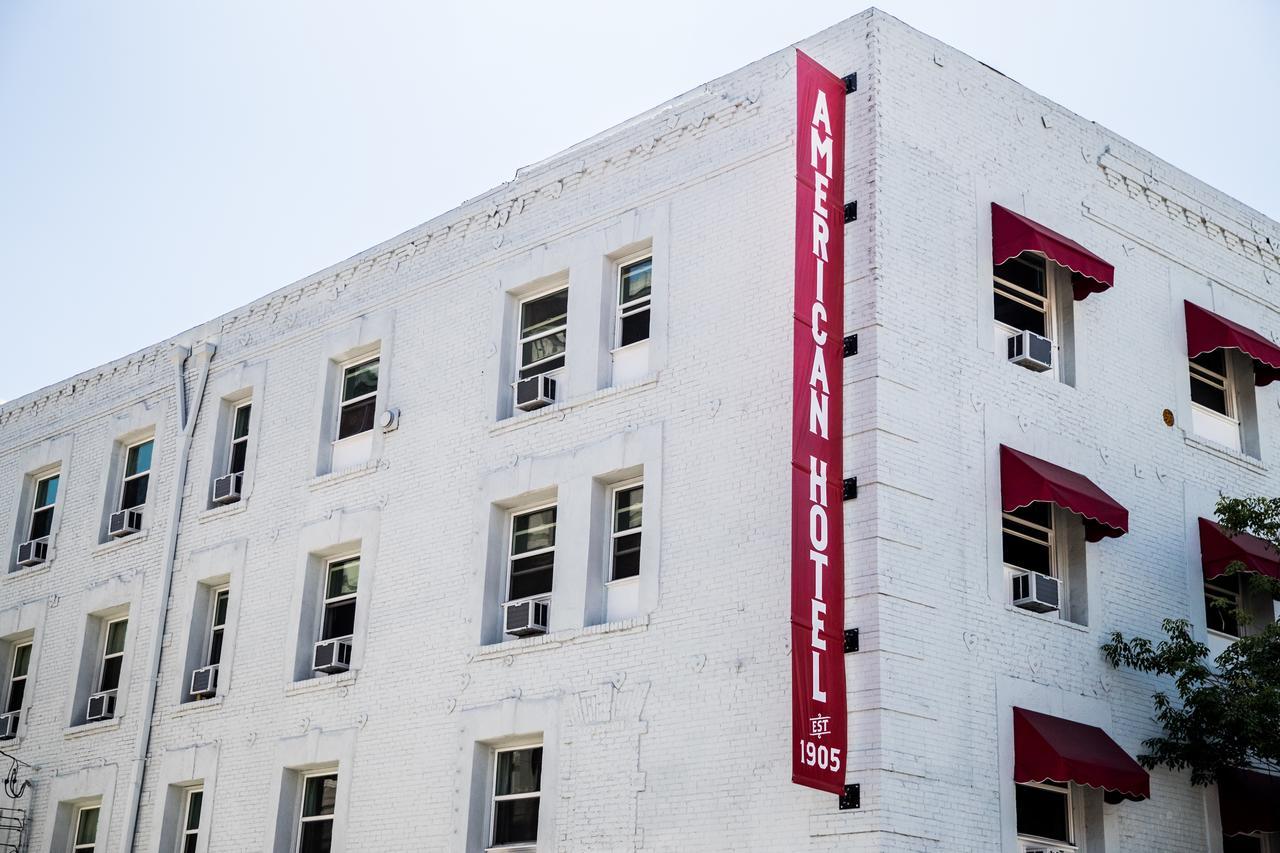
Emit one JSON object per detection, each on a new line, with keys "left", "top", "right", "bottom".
{"left": 171, "top": 695, "right": 225, "bottom": 717}
{"left": 486, "top": 845, "right": 536, "bottom": 853}
{"left": 474, "top": 614, "right": 649, "bottom": 660}
{"left": 92, "top": 528, "right": 151, "bottom": 557}
{"left": 285, "top": 669, "right": 358, "bottom": 696}
{"left": 1182, "top": 432, "right": 1265, "bottom": 473}
{"left": 198, "top": 500, "right": 249, "bottom": 524}
{"left": 64, "top": 717, "right": 122, "bottom": 739}
{"left": 1003, "top": 603, "right": 1089, "bottom": 633}
{"left": 491, "top": 375, "right": 658, "bottom": 436}
{"left": 5, "top": 560, "right": 54, "bottom": 582}
{"left": 308, "top": 458, "right": 385, "bottom": 491}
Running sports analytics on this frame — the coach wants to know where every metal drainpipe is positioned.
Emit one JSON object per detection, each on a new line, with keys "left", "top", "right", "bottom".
{"left": 120, "top": 340, "right": 215, "bottom": 850}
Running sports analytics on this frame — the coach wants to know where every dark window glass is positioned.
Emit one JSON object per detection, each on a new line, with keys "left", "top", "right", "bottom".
{"left": 520, "top": 290, "right": 568, "bottom": 339}
{"left": 1224, "top": 834, "right": 1263, "bottom": 853}
{"left": 10, "top": 645, "right": 29, "bottom": 680}
{"left": 1002, "top": 504, "right": 1053, "bottom": 575}
{"left": 519, "top": 335, "right": 567, "bottom": 377}
{"left": 100, "top": 657, "right": 122, "bottom": 692}
{"left": 229, "top": 440, "right": 249, "bottom": 475}
{"left": 34, "top": 475, "right": 58, "bottom": 508}
{"left": 1191, "top": 377, "right": 1229, "bottom": 413}
{"left": 994, "top": 290, "right": 1046, "bottom": 336}
{"left": 121, "top": 475, "right": 149, "bottom": 510}
{"left": 213, "top": 591, "right": 229, "bottom": 626}
{"left": 30, "top": 474, "right": 58, "bottom": 539}
{"left": 322, "top": 600, "right": 356, "bottom": 640}
{"left": 1205, "top": 575, "right": 1241, "bottom": 637}
{"left": 185, "top": 790, "right": 203, "bottom": 830}
{"left": 495, "top": 748, "right": 542, "bottom": 796}
{"left": 993, "top": 255, "right": 1049, "bottom": 337}
{"left": 5, "top": 681, "right": 25, "bottom": 715}
{"left": 75, "top": 807, "right": 99, "bottom": 845}
{"left": 611, "top": 532, "right": 642, "bottom": 580}
{"left": 299, "top": 822, "right": 333, "bottom": 853}
{"left": 208, "top": 630, "right": 225, "bottom": 667}
{"left": 1192, "top": 349, "right": 1228, "bottom": 375}
{"left": 493, "top": 747, "right": 542, "bottom": 847}
{"left": 619, "top": 258, "right": 652, "bottom": 304}
{"left": 493, "top": 798, "right": 539, "bottom": 847}
{"left": 302, "top": 775, "right": 338, "bottom": 817}
{"left": 342, "top": 360, "right": 379, "bottom": 403}
{"left": 126, "top": 441, "right": 153, "bottom": 477}
{"left": 1015, "top": 783, "right": 1070, "bottom": 843}
{"left": 512, "top": 509, "right": 556, "bottom": 555}
{"left": 105, "top": 620, "right": 128, "bottom": 655}
{"left": 183, "top": 836, "right": 198, "bottom": 853}
{"left": 619, "top": 310, "right": 651, "bottom": 347}
{"left": 509, "top": 552, "right": 555, "bottom": 599}
{"left": 337, "top": 397, "right": 377, "bottom": 440}
{"left": 327, "top": 559, "right": 360, "bottom": 598}
{"left": 29, "top": 507, "right": 53, "bottom": 541}
{"left": 233, "top": 404, "right": 252, "bottom": 440}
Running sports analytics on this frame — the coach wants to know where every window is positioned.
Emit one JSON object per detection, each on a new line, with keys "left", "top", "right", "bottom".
{"left": 120, "top": 440, "right": 153, "bottom": 511}
{"left": 994, "top": 254, "right": 1050, "bottom": 340}
{"left": 321, "top": 558, "right": 359, "bottom": 643}
{"left": 28, "top": 473, "right": 59, "bottom": 541}
{"left": 1002, "top": 503, "right": 1054, "bottom": 577}
{"left": 98, "top": 618, "right": 128, "bottom": 696}
{"left": 178, "top": 788, "right": 203, "bottom": 853}
{"left": 508, "top": 507, "right": 556, "bottom": 602}
{"left": 609, "top": 483, "right": 643, "bottom": 581}
{"left": 228, "top": 403, "right": 252, "bottom": 476}
{"left": 1223, "top": 834, "right": 1264, "bottom": 853}
{"left": 1015, "top": 781, "right": 1073, "bottom": 848}
{"left": 517, "top": 289, "right": 568, "bottom": 381}
{"left": 71, "top": 805, "right": 99, "bottom": 853}
{"left": 1205, "top": 574, "right": 1245, "bottom": 639}
{"left": 616, "top": 257, "right": 652, "bottom": 348}
{"left": 336, "top": 358, "right": 379, "bottom": 441}
{"left": 490, "top": 746, "right": 542, "bottom": 850}
{"left": 207, "top": 588, "right": 229, "bottom": 667}
{"left": 1190, "top": 349, "right": 1243, "bottom": 451}
{"left": 297, "top": 773, "right": 337, "bottom": 853}
{"left": 4, "top": 642, "right": 30, "bottom": 722}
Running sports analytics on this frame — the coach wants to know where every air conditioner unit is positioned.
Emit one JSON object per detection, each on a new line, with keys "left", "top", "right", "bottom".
{"left": 503, "top": 597, "right": 550, "bottom": 637}
{"left": 86, "top": 690, "right": 117, "bottom": 722}
{"left": 514, "top": 374, "right": 557, "bottom": 412}
{"left": 0, "top": 712, "right": 18, "bottom": 741}
{"left": 212, "top": 472, "right": 243, "bottom": 505}
{"left": 1012, "top": 570, "right": 1061, "bottom": 613}
{"left": 1007, "top": 329, "right": 1053, "bottom": 372}
{"left": 190, "top": 664, "right": 219, "bottom": 698}
{"left": 16, "top": 538, "right": 48, "bottom": 567}
{"left": 108, "top": 509, "right": 143, "bottom": 538}
{"left": 313, "top": 637, "right": 353, "bottom": 675}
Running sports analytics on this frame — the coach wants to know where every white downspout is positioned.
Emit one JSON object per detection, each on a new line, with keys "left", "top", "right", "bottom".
{"left": 120, "top": 340, "right": 215, "bottom": 850}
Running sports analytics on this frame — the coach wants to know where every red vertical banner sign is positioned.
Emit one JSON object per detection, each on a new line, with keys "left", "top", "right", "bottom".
{"left": 791, "top": 50, "right": 847, "bottom": 795}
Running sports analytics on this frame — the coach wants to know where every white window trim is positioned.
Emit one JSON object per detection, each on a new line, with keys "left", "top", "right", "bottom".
{"left": 994, "top": 253, "right": 1066, "bottom": 380}
{"left": 1190, "top": 350, "right": 1243, "bottom": 455}
{"left": 227, "top": 402, "right": 252, "bottom": 475}
{"left": 119, "top": 438, "right": 153, "bottom": 511}
{"left": 71, "top": 803, "right": 100, "bottom": 852}
{"left": 613, "top": 253, "right": 652, "bottom": 351}
{"left": 98, "top": 617, "right": 127, "bottom": 694}
{"left": 506, "top": 504, "right": 557, "bottom": 606}
{"left": 1015, "top": 780, "right": 1077, "bottom": 850}
{"left": 487, "top": 742, "right": 543, "bottom": 853}
{"left": 1002, "top": 506, "right": 1058, "bottom": 580}
{"left": 334, "top": 356, "right": 380, "bottom": 444}
{"left": 5, "top": 641, "right": 31, "bottom": 716}
{"left": 28, "top": 472, "right": 59, "bottom": 543}
{"left": 607, "top": 479, "right": 643, "bottom": 585}
{"left": 178, "top": 787, "right": 203, "bottom": 853}
{"left": 205, "top": 587, "right": 229, "bottom": 667}
{"left": 319, "top": 556, "right": 359, "bottom": 645}
{"left": 297, "top": 771, "right": 338, "bottom": 851}
{"left": 516, "top": 286, "right": 569, "bottom": 380}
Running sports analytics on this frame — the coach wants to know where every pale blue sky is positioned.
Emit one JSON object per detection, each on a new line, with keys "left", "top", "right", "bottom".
{"left": 1, "top": 1, "right": 1276, "bottom": 402}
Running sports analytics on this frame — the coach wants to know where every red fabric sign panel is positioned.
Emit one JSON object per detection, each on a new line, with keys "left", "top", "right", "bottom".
{"left": 791, "top": 50, "right": 847, "bottom": 795}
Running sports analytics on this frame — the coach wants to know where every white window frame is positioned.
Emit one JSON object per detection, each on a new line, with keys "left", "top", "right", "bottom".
{"left": 335, "top": 356, "right": 380, "bottom": 443}
{"left": 119, "top": 439, "right": 153, "bottom": 511}
{"left": 506, "top": 504, "right": 557, "bottom": 606}
{"left": 1204, "top": 574, "right": 1243, "bottom": 640}
{"left": 608, "top": 480, "right": 644, "bottom": 584}
{"left": 516, "top": 287, "right": 569, "bottom": 381}
{"left": 296, "top": 771, "right": 338, "bottom": 852}
{"left": 227, "top": 401, "right": 252, "bottom": 476}
{"left": 614, "top": 253, "right": 652, "bottom": 349}
{"left": 178, "top": 787, "right": 203, "bottom": 853}
{"left": 994, "top": 253, "right": 1063, "bottom": 379}
{"left": 488, "top": 744, "right": 542, "bottom": 852}
{"left": 319, "top": 556, "right": 359, "bottom": 644}
{"left": 98, "top": 617, "right": 128, "bottom": 694}
{"left": 71, "top": 804, "right": 99, "bottom": 853}
{"left": 1190, "top": 349, "right": 1243, "bottom": 451}
{"left": 1015, "top": 780, "right": 1076, "bottom": 851}
{"left": 1001, "top": 505, "right": 1057, "bottom": 580}
{"left": 4, "top": 641, "right": 31, "bottom": 717}
{"left": 28, "top": 471, "right": 59, "bottom": 542}
{"left": 205, "top": 587, "right": 229, "bottom": 667}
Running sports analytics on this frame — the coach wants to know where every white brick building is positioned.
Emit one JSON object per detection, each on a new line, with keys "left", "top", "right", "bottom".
{"left": 0, "top": 9, "right": 1276, "bottom": 852}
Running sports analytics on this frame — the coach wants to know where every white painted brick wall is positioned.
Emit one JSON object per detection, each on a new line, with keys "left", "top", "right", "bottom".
{"left": 0, "top": 8, "right": 1274, "bottom": 852}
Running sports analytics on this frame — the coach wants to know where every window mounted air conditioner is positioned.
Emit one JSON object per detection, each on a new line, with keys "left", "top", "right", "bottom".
{"left": 503, "top": 597, "right": 550, "bottom": 638}
{"left": 190, "top": 664, "right": 219, "bottom": 698}
{"left": 514, "top": 374, "right": 557, "bottom": 412}
{"left": 313, "top": 637, "right": 353, "bottom": 675}
{"left": 108, "top": 509, "right": 143, "bottom": 538}
{"left": 1007, "top": 330, "right": 1053, "bottom": 372}
{"left": 212, "top": 472, "right": 243, "bottom": 505}
{"left": 1011, "top": 570, "right": 1061, "bottom": 613}
{"left": 0, "top": 711, "right": 18, "bottom": 741}
{"left": 16, "top": 538, "right": 48, "bottom": 567}
{"left": 86, "top": 689, "right": 117, "bottom": 722}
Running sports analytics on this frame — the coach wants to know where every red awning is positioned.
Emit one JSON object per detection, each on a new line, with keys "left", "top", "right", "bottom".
{"left": 1199, "top": 518, "right": 1280, "bottom": 581}
{"left": 1000, "top": 446, "right": 1129, "bottom": 542}
{"left": 1185, "top": 301, "right": 1280, "bottom": 386}
{"left": 1219, "top": 768, "right": 1280, "bottom": 836}
{"left": 992, "top": 203, "right": 1115, "bottom": 300}
{"left": 1013, "top": 707, "right": 1150, "bottom": 803}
